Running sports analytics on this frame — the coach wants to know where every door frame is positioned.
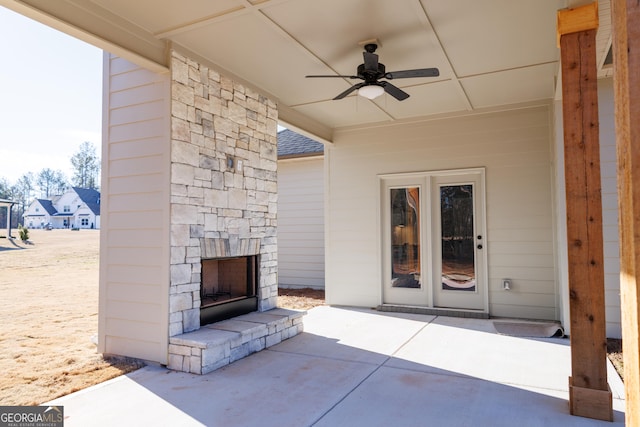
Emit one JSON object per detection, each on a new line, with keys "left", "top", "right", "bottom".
{"left": 378, "top": 167, "right": 489, "bottom": 313}
{"left": 380, "top": 176, "right": 432, "bottom": 307}
{"left": 431, "top": 172, "right": 486, "bottom": 310}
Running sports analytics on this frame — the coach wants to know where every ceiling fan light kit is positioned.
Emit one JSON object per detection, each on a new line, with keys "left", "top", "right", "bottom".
{"left": 306, "top": 43, "right": 439, "bottom": 102}
{"left": 358, "top": 84, "right": 385, "bottom": 99}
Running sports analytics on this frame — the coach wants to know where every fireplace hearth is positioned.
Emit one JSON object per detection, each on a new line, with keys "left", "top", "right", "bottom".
{"left": 200, "top": 255, "right": 259, "bottom": 325}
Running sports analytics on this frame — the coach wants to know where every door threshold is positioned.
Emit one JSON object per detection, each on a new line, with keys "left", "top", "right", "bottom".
{"left": 377, "top": 304, "right": 489, "bottom": 319}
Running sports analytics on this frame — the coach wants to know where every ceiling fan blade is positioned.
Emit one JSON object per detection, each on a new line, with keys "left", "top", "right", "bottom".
{"left": 333, "top": 83, "right": 365, "bottom": 100}
{"left": 385, "top": 68, "right": 440, "bottom": 79}
{"left": 379, "top": 81, "right": 410, "bottom": 101}
{"left": 306, "top": 74, "right": 360, "bottom": 79}
{"left": 363, "top": 51, "right": 379, "bottom": 72}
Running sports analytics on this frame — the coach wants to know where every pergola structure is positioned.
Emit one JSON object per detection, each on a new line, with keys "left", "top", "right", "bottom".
{"left": 0, "top": 198, "right": 16, "bottom": 239}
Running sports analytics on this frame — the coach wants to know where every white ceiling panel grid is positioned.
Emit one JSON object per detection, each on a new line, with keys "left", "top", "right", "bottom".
{"left": 18, "top": 0, "right": 607, "bottom": 134}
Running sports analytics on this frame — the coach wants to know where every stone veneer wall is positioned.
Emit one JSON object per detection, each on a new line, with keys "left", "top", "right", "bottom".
{"left": 169, "top": 50, "right": 279, "bottom": 336}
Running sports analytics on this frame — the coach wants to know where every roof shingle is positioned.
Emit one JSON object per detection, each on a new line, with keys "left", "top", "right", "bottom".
{"left": 73, "top": 187, "right": 100, "bottom": 215}
{"left": 277, "top": 129, "right": 324, "bottom": 158}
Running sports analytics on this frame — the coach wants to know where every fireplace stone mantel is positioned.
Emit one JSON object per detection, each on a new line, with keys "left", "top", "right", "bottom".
{"left": 201, "top": 237, "right": 261, "bottom": 259}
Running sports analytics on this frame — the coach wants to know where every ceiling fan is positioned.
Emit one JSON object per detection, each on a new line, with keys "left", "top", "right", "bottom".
{"left": 306, "top": 43, "right": 439, "bottom": 101}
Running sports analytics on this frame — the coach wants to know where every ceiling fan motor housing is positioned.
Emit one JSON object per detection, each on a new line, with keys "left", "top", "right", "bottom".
{"left": 357, "top": 63, "right": 386, "bottom": 83}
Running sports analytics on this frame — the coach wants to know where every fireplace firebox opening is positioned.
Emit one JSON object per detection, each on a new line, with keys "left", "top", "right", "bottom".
{"left": 200, "top": 255, "right": 259, "bottom": 326}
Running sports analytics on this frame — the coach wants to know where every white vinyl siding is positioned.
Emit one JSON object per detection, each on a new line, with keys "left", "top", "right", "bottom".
{"left": 598, "top": 79, "right": 621, "bottom": 338}
{"left": 326, "top": 106, "right": 557, "bottom": 320}
{"left": 277, "top": 157, "right": 325, "bottom": 289}
{"left": 98, "top": 53, "right": 170, "bottom": 363}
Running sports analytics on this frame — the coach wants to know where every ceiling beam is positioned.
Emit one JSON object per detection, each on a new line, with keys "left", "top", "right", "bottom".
{"left": 152, "top": 5, "right": 246, "bottom": 39}
{"left": 153, "top": 0, "right": 291, "bottom": 39}
{"left": 412, "top": 0, "right": 473, "bottom": 111}
{"left": 0, "top": 0, "right": 169, "bottom": 73}
{"left": 278, "top": 105, "right": 334, "bottom": 145}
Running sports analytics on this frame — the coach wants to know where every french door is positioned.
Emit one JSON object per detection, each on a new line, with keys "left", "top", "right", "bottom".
{"left": 381, "top": 169, "right": 487, "bottom": 311}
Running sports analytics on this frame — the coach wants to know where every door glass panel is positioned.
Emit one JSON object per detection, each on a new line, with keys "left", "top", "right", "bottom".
{"left": 390, "top": 188, "right": 421, "bottom": 288}
{"left": 440, "top": 185, "right": 475, "bottom": 291}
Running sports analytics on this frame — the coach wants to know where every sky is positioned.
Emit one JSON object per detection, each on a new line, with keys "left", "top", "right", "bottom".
{"left": 0, "top": 6, "right": 103, "bottom": 184}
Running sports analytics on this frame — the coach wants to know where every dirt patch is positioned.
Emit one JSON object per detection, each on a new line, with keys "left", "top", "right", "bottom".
{"left": 277, "top": 287, "right": 325, "bottom": 310}
{"left": 0, "top": 230, "right": 142, "bottom": 405}
{"left": 607, "top": 338, "right": 624, "bottom": 380}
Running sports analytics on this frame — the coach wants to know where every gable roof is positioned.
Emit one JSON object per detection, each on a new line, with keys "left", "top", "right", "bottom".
{"left": 37, "top": 199, "right": 58, "bottom": 216}
{"left": 277, "top": 129, "right": 324, "bottom": 159}
{"left": 73, "top": 187, "right": 100, "bottom": 215}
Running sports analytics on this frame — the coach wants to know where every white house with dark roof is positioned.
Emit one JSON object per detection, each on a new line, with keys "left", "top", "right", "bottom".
{"left": 277, "top": 129, "right": 325, "bottom": 289}
{"left": 23, "top": 187, "right": 100, "bottom": 230}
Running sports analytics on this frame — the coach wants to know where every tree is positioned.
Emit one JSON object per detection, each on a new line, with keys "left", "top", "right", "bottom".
{"left": 37, "top": 168, "right": 68, "bottom": 198}
{"left": 52, "top": 170, "right": 68, "bottom": 195}
{"left": 0, "top": 177, "right": 11, "bottom": 199}
{"left": 11, "top": 173, "right": 35, "bottom": 228}
{"left": 18, "top": 224, "right": 29, "bottom": 242}
{"left": 70, "top": 141, "right": 100, "bottom": 190}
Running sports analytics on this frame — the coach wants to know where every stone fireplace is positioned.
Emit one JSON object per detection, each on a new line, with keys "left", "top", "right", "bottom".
{"left": 165, "top": 51, "right": 303, "bottom": 374}
{"left": 167, "top": 50, "right": 280, "bottom": 337}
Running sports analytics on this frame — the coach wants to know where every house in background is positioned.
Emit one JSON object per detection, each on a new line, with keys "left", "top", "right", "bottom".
{"left": 277, "top": 129, "right": 325, "bottom": 290}
{"left": 23, "top": 187, "right": 100, "bottom": 229}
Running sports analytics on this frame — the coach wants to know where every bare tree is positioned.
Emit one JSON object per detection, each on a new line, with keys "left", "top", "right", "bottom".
{"left": 0, "top": 177, "right": 10, "bottom": 199}
{"left": 37, "top": 168, "right": 68, "bottom": 198}
{"left": 11, "top": 173, "right": 35, "bottom": 227}
{"left": 52, "top": 170, "right": 68, "bottom": 195}
{"left": 70, "top": 141, "right": 100, "bottom": 190}
{"left": 0, "top": 178, "right": 13, "bottom": 230}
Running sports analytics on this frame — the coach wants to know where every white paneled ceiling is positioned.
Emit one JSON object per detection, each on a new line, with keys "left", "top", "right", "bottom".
{"left": 2, "top": 0, "right": 612, "bottom": 139}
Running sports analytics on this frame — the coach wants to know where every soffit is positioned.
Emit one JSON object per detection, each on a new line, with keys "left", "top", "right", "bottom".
{"left": 2, "top": 0, "right": 613, "bottom": 139}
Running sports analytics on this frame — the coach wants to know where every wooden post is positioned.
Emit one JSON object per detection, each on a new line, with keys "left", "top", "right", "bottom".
{"left": 557, "top": 2, "right": 613, "bottom": 421}
{"left": 612, "top": 1, "right": 640, "bottom": 424}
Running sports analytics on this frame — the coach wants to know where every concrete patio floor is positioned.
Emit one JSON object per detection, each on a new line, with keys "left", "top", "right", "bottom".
{"left": 49, "top": 306, "right": 625, "bottom": 426}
